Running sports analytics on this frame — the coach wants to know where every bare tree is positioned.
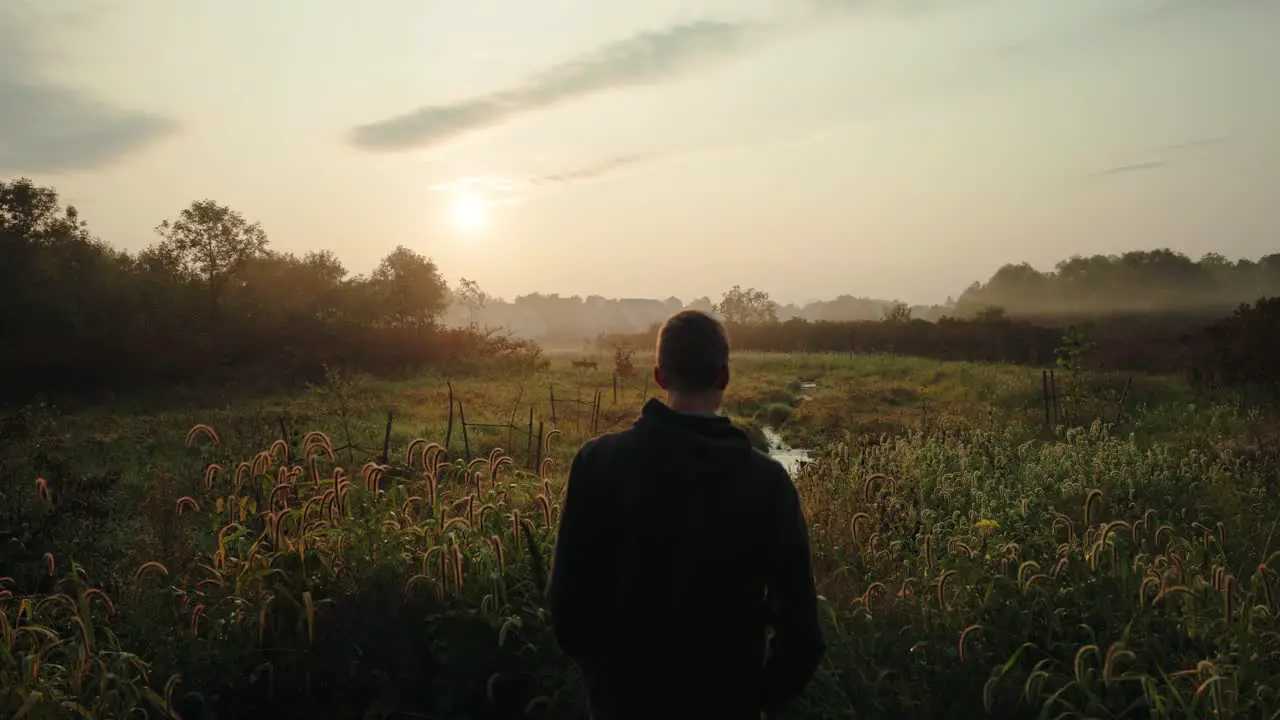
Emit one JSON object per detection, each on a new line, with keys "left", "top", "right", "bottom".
{"left": 457, "top": 277, "right": 489, "bottom": 328}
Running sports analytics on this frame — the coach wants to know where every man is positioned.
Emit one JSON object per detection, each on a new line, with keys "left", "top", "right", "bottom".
{"left": 547, "top": 310, "right": 826, "bottom": 719}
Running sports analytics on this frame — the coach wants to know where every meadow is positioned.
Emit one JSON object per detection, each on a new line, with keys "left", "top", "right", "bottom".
{"left": 2, "top": 351, "right": 1278, "bottom": 719}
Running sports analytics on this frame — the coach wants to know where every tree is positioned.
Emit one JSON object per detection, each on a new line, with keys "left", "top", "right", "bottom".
{"left": 715, "top": 285, "right": 777, "bottom": 324}
{"left": 1, "top": 179, "right": 125, "bottom": 339}
{"left": 614, "top": 344, "right": 636, "bottom": 380}
{"left": 881, "top": 302, "right": 912, "bottom": 323}
{"left": 228, "top": 250, "right": 349, "bottom": 325}
{"left": 686, "top": 296, "right": 715, "bottom": 313}
{"left": 302, "top": 249, "right": 347, "bottom": 287}
{"left": 1, "top": 178, "right": 68, "bottom": 242}
{"left": 457, "top": 277, "right": 489, "bottom": 328}
{"left": 1054, "top": 324, "right": 1097, "bottom": 372}
{"left": 370, "top": 245, "right": 448, "bottom": 329}
{"left": 152, "top": 200, "right": 269, "bottom": 314}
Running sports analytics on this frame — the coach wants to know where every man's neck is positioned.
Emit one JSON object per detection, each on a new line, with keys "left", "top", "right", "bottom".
{"left": 664, "top": 393, "right": 720, "bottom": 417}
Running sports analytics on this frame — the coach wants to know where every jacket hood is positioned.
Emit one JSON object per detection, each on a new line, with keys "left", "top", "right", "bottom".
{"left": 633, "top": 399, "right": 755, "bottom": 482}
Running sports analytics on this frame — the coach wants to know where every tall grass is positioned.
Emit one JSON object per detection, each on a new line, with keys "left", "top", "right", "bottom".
{"left": 4, "top": 424, "right": 581, "bottom": 718}
{"left": 4, "top": 383, "right": 1278, "bottom": 717}
{"left": 792, "top": 419, "right": 1280, "bottom": 717}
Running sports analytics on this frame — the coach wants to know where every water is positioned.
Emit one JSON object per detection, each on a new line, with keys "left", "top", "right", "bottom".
{"left": 761, "top": 425, "right": 810, "bottom": 476}
{"left": 758, "top": 380, "right": 817, "bottom": 475}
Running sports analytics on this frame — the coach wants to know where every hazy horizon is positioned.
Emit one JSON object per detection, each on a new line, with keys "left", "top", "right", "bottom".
{"left": 4, "top": 0, "right": 1278, "bottom": 307}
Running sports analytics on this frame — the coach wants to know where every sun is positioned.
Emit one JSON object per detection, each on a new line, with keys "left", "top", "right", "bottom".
{"left": 450, "top": 191, "right": 488, "bottom": 233}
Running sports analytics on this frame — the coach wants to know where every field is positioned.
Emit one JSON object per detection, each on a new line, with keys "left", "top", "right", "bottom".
{"left": 3, "top": 352, "right": 1279, "bottom": 719}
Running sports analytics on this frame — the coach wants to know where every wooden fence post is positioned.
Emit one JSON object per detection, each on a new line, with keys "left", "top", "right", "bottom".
{"left": 1113, "top": 375, "right": 1133, "bottom": 427}
{"left": 1042, "top": 370, "right": 1051, "bottom": 428}
{"left": 535, "top": 420, "right": 544, "bottom": 472}
{"left": 458, "top": 401, "right": 471, "bottom": 462}
{"left": 1049, "top": 370, "right": 1059, "bottom": 427}
{"left": 380, "top": 410, "right": 394, "bottom": 465}
{"left": 613, "top": 373, "right": 618, "bottom": 404}
{"left": 549, "top": 385, "right": 557, "bottom": 424}
{"left": 445, "top": 382, "right": 454, "bottom": 453}
{"left": 526, "top": 406, "right": 534, "bottom": 469}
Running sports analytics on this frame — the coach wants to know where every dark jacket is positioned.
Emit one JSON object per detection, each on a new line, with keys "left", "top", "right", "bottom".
{"left": 547, "top": 399, "right": 825, "bottom": 720}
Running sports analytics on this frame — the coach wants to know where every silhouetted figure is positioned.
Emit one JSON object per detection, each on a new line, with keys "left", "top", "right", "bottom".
{"left": 547, "top": 310, "right": 825, "bottom": 719}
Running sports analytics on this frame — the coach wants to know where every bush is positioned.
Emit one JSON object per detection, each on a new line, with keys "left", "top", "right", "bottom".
{"left": 760, "top": 402, "right": 794, "bottom": 427}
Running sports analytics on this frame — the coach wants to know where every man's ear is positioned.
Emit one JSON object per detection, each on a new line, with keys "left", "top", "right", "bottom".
{"left": 714, "top": 364, "right": 730, "bottom": 391}
{"left": 653, "top": 365, "right": 668, "bottom": 390}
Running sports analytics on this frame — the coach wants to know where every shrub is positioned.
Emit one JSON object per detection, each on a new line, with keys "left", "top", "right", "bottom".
{"left": 760, "top": 402, "right": 794, "bottom": 427}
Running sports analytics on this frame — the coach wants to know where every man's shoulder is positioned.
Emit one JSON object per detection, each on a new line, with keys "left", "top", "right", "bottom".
{"left": 572, "top": 426, "right": 644, "bottom": 465}
{"left": 744, "top": 446, "right": 794, "bottom": 487}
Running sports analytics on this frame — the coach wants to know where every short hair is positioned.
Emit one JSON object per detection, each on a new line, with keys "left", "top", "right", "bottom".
{"left": 656, "top": 310, "right": 730, "bottom": 393}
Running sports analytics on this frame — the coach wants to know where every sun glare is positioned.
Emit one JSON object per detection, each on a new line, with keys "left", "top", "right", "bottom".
{"left": 450, "top": 191, "right": 488, "bottom": 233}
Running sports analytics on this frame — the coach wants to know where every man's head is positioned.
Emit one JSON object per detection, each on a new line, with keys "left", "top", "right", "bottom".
{"left": 654, "top": 310, "right": 730, "bottom": 411}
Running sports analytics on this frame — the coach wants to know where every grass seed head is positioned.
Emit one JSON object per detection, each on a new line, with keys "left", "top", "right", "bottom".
{"left": 269, "top": 438, "right": 289, "bottom": 463}
{"left": 174, "top": 496, "right": 200, "bottom": 516}
{"left": 185, "top": 423, "right": 220, "bottom": 448}
{"left": 959, "top": 624, "right": 983, "bottom": 662}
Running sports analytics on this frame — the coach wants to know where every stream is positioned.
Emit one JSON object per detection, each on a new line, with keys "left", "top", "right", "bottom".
{"left": 761, "top": 380, "right": 817, "bottom": 475}
{"left": 762, "top": 425, "right": 810, "bottom": 476}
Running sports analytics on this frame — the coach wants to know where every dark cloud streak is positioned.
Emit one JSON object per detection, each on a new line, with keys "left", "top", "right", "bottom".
{"left": 535, "top": 154, "right": 651, "bottom": 184}
{"left": 1091, "top": 134, "right": 1233, "bottom": 179}
{"left": 348, "top": 20, "right": 774, "bottom": 152}
{"left": 1093, "top": 161, "right": 1170, "bottom": 177}
{"left": 0, "top": 8, "right": 179, "bottom": 174}
{"left": 1153, "top": 135, "right": 1231, "bottom": 154}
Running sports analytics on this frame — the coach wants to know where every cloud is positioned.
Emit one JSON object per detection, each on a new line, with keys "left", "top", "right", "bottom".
{"left": 348, "top": 19, "right": 777, "bottom": 152}
{"left": 1091, "top": 134, "right": 1233, "bottom": 178}
{"left": 1093, "top": 161, "right": 1169, "bottom": 177}
{"left": 346, "top": 0, "right": 1188, "bottom": 155}
{"left": 0, "top": 8, "right": 179, "bottom": 174}
{"left": 535, "top": 154, "right": 651, "bottom": 184}
{"left": 428, "top": 152, "right": 660, "bottom": 211}
{"left": 0, "top": 82, "right": 180, "bottom": 174}
{"left": 1152, "top": 135, "right": 1231, "bottom": 154}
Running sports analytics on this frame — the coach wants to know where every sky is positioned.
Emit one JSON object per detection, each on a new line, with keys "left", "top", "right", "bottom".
{"left": 3, "top": 0, "right": 1278, "bottom": 306}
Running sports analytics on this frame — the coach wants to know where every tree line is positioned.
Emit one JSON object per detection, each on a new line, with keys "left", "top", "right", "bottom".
{"left": 954, "top": 249, "right": 1280, "bottom": 318}
{"left": 492, "top": 249, "right": 1280, "bottom": 344}
{"left": 600, "top": 284, "right": 1280, "bottom": 399}
{"left": 0, "top": 178, "right": 539, "bottom": 404}
{"left": 6, "top": 174, "right": 1277, "bottom": 404}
